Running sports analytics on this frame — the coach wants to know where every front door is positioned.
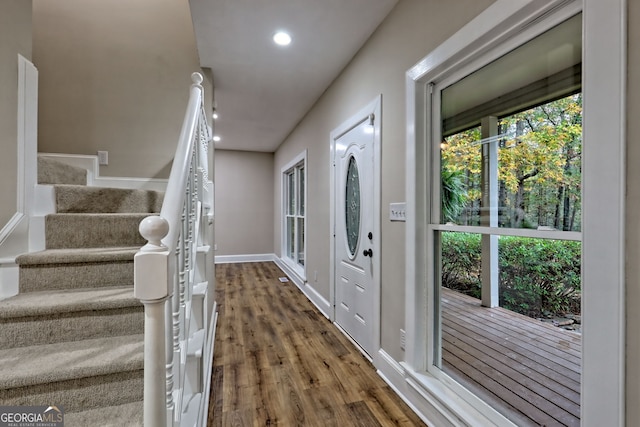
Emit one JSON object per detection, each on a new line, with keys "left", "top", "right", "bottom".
{"left": 334, "top": 115, "right": 376, "bottom": 356}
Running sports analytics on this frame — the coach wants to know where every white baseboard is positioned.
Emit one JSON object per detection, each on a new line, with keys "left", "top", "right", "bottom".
{"left": 0, "top": 261, "right": 19, "bottom": 300}
{"left": 38, "top": 153, "right": 168, "bottom": 191}
{"left": 299, "top": 282, "right": 331, "bottom": 319}
{"left": 273, "top": 256, "right": 304, "bottom": 287}
{"left": 273, "top": 256, "right": 332, "bottom": 319}
{"left": 214, "top": 253, "right": 276, "bottom": 264}
{"left": 0, "top": 214, "right": 29, "bottom": 266}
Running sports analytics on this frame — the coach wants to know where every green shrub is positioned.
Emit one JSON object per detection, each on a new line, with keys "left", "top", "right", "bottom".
{"left": 440, "top": 233, "right": 481, "bottom": 298}
{"left": 440, "top": 232, "right": 581, "bottom": 318}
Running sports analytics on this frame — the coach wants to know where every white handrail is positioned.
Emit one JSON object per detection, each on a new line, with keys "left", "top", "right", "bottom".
{"left": 161, "top": 73, "right": 208, "bottom": 251}
{"left": 134, "top": 72, "right": 214, "bottom": 427}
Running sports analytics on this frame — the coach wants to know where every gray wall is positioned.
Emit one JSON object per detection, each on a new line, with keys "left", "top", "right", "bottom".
{"left": 215, "top": 150, "right": 274, "bottom": 257}
{"left": 627, "top": 0, "right": 640, "bottom": 421}
{"left": 273, "top": 0, "right": 495, "bottom": 362}
{"left": 0, "top": 0, "right": 32, "bottom": 229}
{"left": 32, "top": 0, "right": 209, "bottom": 179}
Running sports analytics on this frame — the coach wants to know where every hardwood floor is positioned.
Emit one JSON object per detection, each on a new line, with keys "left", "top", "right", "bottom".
{"left": 208, "top": 262, "right": 427, "bottom": 427}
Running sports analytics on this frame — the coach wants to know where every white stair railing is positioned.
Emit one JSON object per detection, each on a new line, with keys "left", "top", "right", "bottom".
{"left": 134, "top": 72, "right": 216, "bottom": 427}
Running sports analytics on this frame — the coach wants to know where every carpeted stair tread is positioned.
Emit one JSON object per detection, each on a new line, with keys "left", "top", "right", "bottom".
{"left": 64, "top": 401, "right": 142, "bottom": 426}
{"left": 54, "top": 185, "right": 163, "bottom": 214}
{"left": 38, "top": 157, "right": 87, "bottom": 186}
{"left": 9, "top": 157, "right": 156, "bottom": 415}
{"left": 0, "top": 334, "right": 143, "bottom": 390}
{"left": 0, "top": 286, "right": 138, "bottom": 319}
{"left": 16, "top": 247, "right": 140, "bottom": 266}
{"left": 45, "top": 213, "right": 150, "bottom": 249}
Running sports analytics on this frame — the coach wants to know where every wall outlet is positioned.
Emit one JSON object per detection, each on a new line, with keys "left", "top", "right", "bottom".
{"left": 98, "top": 150, "right": 109, "bottom": 165}
{"left": 214, "top": 244, "right": 217, "bottom": 251}
{"left": 400, "top": 328, "right": 406, "bottom": 350}
{"left": 314, "top": 270, "right": 318, "bottom": 282}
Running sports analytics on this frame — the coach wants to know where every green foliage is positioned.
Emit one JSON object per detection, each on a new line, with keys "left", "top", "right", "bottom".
{"left": 498, "top": 236, "right": 581, "bottom": 317}
{"left": 440, "top": 233, "right": 481, "bottom": 298}
{"left": 441, "top": 168, "right": 468, "bottom": 223}
{"left": 440, "top": 93, "right": 582, "bottom": 231}
{"left": 440, "top": 232, "right": 581, "bottom": 318}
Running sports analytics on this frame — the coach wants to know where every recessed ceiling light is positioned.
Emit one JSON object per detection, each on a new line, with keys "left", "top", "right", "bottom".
{"left": 213, "top": 135, "right": 221, "bottom": 142}
{"left": 273, "top": 31, "right": 292, "bottom": 46}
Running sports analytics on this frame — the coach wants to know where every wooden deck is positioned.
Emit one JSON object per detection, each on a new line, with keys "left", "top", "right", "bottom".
{"left": 441, "top": 288, "right": 581, "bottom": 426}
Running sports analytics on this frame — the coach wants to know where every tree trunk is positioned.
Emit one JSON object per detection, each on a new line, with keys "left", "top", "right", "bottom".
{"left": 562, "top": 193, "right": 571, "bottom": 231}
{"left": 554, "top": 186, "right": 564, "bottom": 229}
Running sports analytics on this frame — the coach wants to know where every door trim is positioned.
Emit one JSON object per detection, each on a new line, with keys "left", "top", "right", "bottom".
{"left": 329, "top": 95, "right": 382, "bottom": 359}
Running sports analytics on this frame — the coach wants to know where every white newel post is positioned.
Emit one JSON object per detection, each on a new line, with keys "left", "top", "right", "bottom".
{"left": 135, "top": 216, "right": 173, "bottom": 427}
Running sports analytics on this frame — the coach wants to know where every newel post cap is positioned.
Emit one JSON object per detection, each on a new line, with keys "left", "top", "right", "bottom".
{"left": 139, "top": 216, "right": 169, "bottom": 250}
{"left": 191, "top": 72, "right": 204, "bottom": 86}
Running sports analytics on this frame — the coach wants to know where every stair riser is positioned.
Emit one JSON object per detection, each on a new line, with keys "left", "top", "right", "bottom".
{"left": 0, "top": 308, "right": 143, "bottom": 348}
{"left": 56, "top": 186, "right": 163, "bottom": 214}
{"left": 0, "top": 370, "right": 143, "bottom": 413}
{"left": 20, "top": 262, "right": 133, "bottom": 292}
{"left": 46, "top": 215, "right": 147, "bottom": 249}
{"left": 38, "top": 157, "right": 87, "bottom": 186}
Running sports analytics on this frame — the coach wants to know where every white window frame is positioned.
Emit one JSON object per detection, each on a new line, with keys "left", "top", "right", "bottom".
{"left": 281, "top": 150, "right": 307, "bottom": 281}
{"left": 404, "top": 0, "right": 626, "bottom": 425}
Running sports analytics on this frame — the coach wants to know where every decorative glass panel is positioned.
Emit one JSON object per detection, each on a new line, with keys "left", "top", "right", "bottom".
{"left": 345, "top": 155, "right": 361, "bottom": 257}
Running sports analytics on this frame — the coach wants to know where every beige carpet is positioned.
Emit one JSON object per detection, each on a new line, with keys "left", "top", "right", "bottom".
{"left": 0, "top": 157, "right": 163, "bottom": 425}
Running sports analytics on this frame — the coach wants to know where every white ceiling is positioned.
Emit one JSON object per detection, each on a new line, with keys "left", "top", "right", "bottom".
{"left": 189, "top": 0, "right": 398, "bottom": 152}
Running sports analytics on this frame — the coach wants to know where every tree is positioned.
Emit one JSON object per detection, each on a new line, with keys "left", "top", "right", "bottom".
{"left": 440, "top": 93, "right": 582, "bottom": 231}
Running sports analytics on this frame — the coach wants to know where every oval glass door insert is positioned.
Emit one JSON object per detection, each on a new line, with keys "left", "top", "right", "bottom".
{"left": 345, "top": 155, "right": 361, "bottom": 257}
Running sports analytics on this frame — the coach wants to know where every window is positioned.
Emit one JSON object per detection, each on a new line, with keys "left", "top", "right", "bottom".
{"left": 437, "top": 96, "right": 582, "bottom": 426}
{"left": 405, "top": 0, "right": 627, "bottom": 425}
{"left": 282, "top": 151, "right": 306, "bottom": 279}
{"left": 436, "top": 15, "right": 584, "bottom": 424}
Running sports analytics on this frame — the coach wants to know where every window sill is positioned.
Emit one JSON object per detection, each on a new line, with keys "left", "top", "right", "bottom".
{"left": 401, "top": 363, "right": 516, "bottom": 427}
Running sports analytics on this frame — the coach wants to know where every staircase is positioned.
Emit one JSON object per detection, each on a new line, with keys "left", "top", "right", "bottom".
{"left": 0, "top": 158, "right": 164, "bottom": 426}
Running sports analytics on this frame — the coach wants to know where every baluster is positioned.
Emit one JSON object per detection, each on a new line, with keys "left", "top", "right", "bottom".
{"left": 180, "top": 196, "right": 191, "bottom": 340}
{"left": 173, "top": 224, "right": 184, "bottom": 424}
{"left": 164, "top": 295, "right": 174, "bottom": 426}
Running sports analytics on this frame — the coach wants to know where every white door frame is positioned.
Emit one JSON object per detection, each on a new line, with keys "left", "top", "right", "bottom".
{"left": 329, "top": 95, "right": 382, "bottom": 359}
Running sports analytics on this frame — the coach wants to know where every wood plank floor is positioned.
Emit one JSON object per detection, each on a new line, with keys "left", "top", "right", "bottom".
{"left": 441, "top": 288, "right": 581, "bottom": 427}
{"left": 208, "top": 262, "right": 427, "bottom": 427}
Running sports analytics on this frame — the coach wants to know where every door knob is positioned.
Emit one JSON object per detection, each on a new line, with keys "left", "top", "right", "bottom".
{"left": 363, "top": 249, "right": 373, "bottom": 257}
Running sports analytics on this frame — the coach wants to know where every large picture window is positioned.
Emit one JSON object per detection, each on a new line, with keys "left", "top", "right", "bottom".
{"left": 282, "top": 152, "right": 306, "bottom": 279}
{"left": 405, "top": 0, "right": 625, "bottom": 425}
{"left": 432, "top": 15, "right": 583, "bottom": 426}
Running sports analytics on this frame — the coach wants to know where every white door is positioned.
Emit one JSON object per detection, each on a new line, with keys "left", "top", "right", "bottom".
{"left": 334, "top": 116, "right": 376, "bottom": 356}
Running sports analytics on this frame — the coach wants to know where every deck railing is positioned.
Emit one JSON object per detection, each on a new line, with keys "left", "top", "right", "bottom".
{"left": 134, "top": 72, "right": 216, "bottom": 426}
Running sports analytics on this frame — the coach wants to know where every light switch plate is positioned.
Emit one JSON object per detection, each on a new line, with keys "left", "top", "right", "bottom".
{"left": 390, "top": 202, "right": 406, "bottom": 221}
